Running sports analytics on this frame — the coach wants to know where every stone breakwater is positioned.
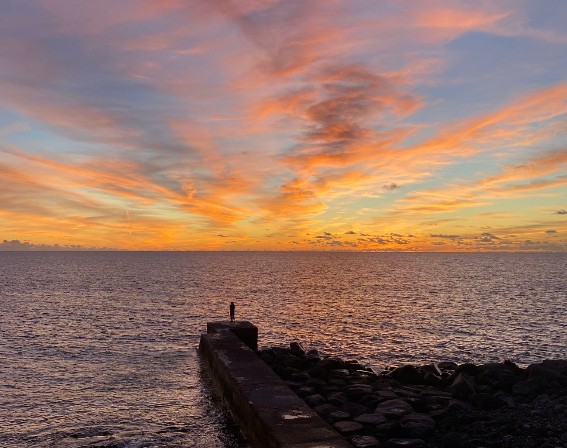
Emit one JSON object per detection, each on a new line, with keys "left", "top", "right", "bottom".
{"left": 259, "top": 343, "right": 567, "bottom": 448}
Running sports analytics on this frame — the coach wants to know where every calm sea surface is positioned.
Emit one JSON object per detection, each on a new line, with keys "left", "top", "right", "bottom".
{"left": 1, "top": 252, "right": 566, "bottom": 447}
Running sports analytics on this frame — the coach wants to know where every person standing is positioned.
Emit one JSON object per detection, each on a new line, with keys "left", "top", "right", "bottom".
{"left": 229, "top": 302, "right": 235, "bottom": 322}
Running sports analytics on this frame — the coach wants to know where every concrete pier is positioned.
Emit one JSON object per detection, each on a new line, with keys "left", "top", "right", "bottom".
{"left": 199, "top": 321, "right": 352, "bottom": 448}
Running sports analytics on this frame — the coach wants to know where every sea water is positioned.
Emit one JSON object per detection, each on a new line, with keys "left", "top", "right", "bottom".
{"left": 1, "top": 252, "right": 565, "bottom": 447}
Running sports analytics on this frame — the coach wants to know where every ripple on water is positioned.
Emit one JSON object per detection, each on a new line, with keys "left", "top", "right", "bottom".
{"left": 0, "top": 252, "right": 566, "bottom": 447}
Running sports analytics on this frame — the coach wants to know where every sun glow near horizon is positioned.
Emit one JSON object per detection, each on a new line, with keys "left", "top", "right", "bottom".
{"left": 1, "top": 1, "right": 566, "bottom": 251}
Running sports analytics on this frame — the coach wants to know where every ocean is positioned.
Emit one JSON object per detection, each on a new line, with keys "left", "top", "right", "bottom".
{"left": 1, "top": 252, "right": 565, "bottom": 447}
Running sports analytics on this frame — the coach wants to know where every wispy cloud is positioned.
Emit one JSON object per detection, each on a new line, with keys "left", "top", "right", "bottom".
{"left": 1, "top": 1, "right": 566, "bottom": 250}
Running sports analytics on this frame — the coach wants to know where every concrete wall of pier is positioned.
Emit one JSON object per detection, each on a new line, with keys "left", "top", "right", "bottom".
{"left": 199, "top": 321, "right": 352, "bottom": 448}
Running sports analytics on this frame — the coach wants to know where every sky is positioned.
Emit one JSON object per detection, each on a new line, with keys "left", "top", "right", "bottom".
{"left": 1, "top": 0, "right": 567, "bottom": 251}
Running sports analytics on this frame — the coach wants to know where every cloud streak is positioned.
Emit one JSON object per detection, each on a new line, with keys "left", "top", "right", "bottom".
{"left": 1, "top": 1, "right": 567, "bottom": 250}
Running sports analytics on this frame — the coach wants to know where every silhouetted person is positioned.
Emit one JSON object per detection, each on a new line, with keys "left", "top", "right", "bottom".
{"left": 230, "top": 302, "right": 235, "bottom": 322}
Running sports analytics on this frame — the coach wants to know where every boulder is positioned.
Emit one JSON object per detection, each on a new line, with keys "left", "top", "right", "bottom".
{"left": 376, "top": 390, "right": 399, "bottom": 400}
{"left": 441, "top": 431, "right": 468, "bottom": 448}
{"left": 450, "top": 373, "right": 476, "bottom": 400}
{"left": 512, "top": 379, "right": 540, "bottom": 396}
{"left": 304, "top": 394, "right": 326, "bottom": 407}
{"left": 470, "top": 392, "right": 506, "bottom": 410}
{"left": 289, "top": 372, "right": 310, "bottom": 382}
{"left": 359, "top": 394, "right": 381, "bottom": 408}
{"left": 329, "top": 368, "right": 351, "bottom": 379}
{"left": 289, "top": 341, "right": 305, "bottom": 357}
{"left": 437, "top": 361, "right": 458, "bottom": 371}
{"left": 270, "top": 346, "right": 289, "bottom": 359}
{"left": 333, "top": 420, "right": 363, "bottom": 434}
{"left": 295, "top": 385, "right": 315, "bottom": 397}
{"left": 399, "top": 413, "right": 436, "bottom": 437}
{"left": 280, "top": 356, "right": 304, "bottom": 370}
{"left": 345, "top": 383, "right": 373, "bottom": 399}
{"left": 354, "top": 413, "right": 388, "bottom": 425}
{"left": 329, "top": 410, "right": 351, "bottom": 421}
{"left": 351, "top": 435, "right": 380, "bottom": 448}
{"left": 313, "top": 403, "right": 337, "bottom": 415}
{"left": 305, "top": 377, "right": 326, "bottom": 389}
{"left": 527, "top": 363, "right": 564, "bottom": 385}
{"left": 342, "top": 401, "right": 370, "bottom": 417}
{"left": 375, "top": 399, "right": 414, "bottom": 419}
{"left": 305, "top": 365, "right": 328, "bottom": 380}
{"left": 454, "top": 363, "right": 481, "bottom": 377}
{"left": 258, "top": 348, "right": 276, "bottom": 364}
{"left": 388, "top": 365, "right": 424, "bottom": 384}
{"left": 328, "top": 391, "right": 348, "bottom": 406}
{"left": 320, "top": 357, "right": 345, "bottom": 370}
{"left": 385, "top": 438, "right": 427, "bottom": 447}
{"left": 423, "top": 371, "right": 443, "bottom": 387}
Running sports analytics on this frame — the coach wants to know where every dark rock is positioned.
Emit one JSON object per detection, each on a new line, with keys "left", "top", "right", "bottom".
{"left": 342, "top": 401, "right": 370, "bottom": 417}
{"left": 375, "top": 399, "right": 414, "bottom": 419}
{"left": 320, "top": 357, "right": 345, "bottom": 370}
{"left": 399, "top": 413, "right": 435, "bottom": 437}
{"left": 329, "top": 368, "right": 351, "bottom": 379}
{"left": 496, "top": 372, "right": 521, "bottom": 391}
{"left": 305, "top": 377, "right": 326, "bottom": 389}
{"left": 400, "top": 413, "right": 435, "bottom": 429}
{"left": 527, "top": 363, "right": 564, "bottom": 386}
{"left": 441, "top": 431, "right": 468, "bottom": 448}
{"left": 304, "top": 394, "right": 326, "bottom": 407}
{"left": 437, "top": 361, "right": 458, "bottom": 371}
{"left": 422, "top": 364, "right": 442, "bottom": 376}
{"left": 354, "top": 413, "right": 388, "bottom": 425}
{"left": 306, "top": 365, "right": 328, "bottom": 379}
{"left": 376, "top": 390, "right": 399, "bottom": 400}
{"left": 289, "top": 341, "right": 305, "bottom": 357}
{"left": 284, "top": 380, "right": 303, "bottom": 389}
{"left": 333, "top": 420, "right": 363, "bottom": 434}
{"left": 359, "top": 394, "right": 381, "bottom": 408}
{"left": 328, "top": 378, "right": 348, "bottom": 387}
{"left": 454, "top": 363, "right": 481, "bottom": 377}
{"left": 295, "top": 385, "right": 316, "bottom": 397}
{"left": 512, "top": 379, "right": 540, "bottom": 396}
{"left": 470, "top": 392, "right": 506, "bottom": 410}
{"left": 388, "top": 365, "right": 424, "bottom": 384}
{"left": 280, "top": 356, "right": 304, "bottom": 370}
{"left": 329, "top": 410, "right": 351, "bottom": 421}
{"left": 423, "top": 371, "right": 443, "bottom": 387}
{"left": 385, "top": 438, "right": 427, "bottom": 447}
{"left": 328, "top": 392, "right": 348, "bottom": 406}
{"left": 450, "top": 373, "right": 476, "bottom": 400}
{"left": 278, "top": 366, "right": 300, "bottom": 379}
{"left": 306, "top": 348, "right": 320, "bottom": 360}
{"left": 258, "top": 348, "right": 276, "bottom": 364}
{"left": 395, "top": 388, "right": 419, "bottom": 399}
{"left": 313, "top": 403, "right": 338, "bottom": 415}
{"left": 345, "top": 384, "right": 373, "bottom": 399}
{"left": 351, "top": 435, "right": 380, "bottom": 448}
{"left": 345, "top": 360, "right": 366, "bottom": 371}
{"left": 269, "top": 346, "right": 287, "bottom": 357}
{"left": 289, "top": 372, "right": 311, "bottom": 382}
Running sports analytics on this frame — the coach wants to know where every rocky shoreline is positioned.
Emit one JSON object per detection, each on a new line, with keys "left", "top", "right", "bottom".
{"left": 258, "top": 343, "right": 567, "bottom": 448}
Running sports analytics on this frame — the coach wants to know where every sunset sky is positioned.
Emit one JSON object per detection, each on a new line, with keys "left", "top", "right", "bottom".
{"left": 1, "top": 0, "right": 566, "bottom": 251}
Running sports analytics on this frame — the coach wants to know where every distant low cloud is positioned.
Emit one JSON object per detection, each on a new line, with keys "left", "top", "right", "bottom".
{"left": 329, "top": 240, "right": 357, "bottom": 247}
{"left": 383, "top": 183, "right": 400, "bottom": 191}
{"left": 545, "top": 229, "right": 558, "bottom": 234}
{"left": 0, "top": 239, "right": 115, "bottom": 251}
{"left": 345, "top": 230, "right": 356, "bottom": 234}
{"left": 431, "top": 234, "right": 461, "bottom": 239}
{"left": 478, "top": 232, "right": 501, "bottom": 243}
